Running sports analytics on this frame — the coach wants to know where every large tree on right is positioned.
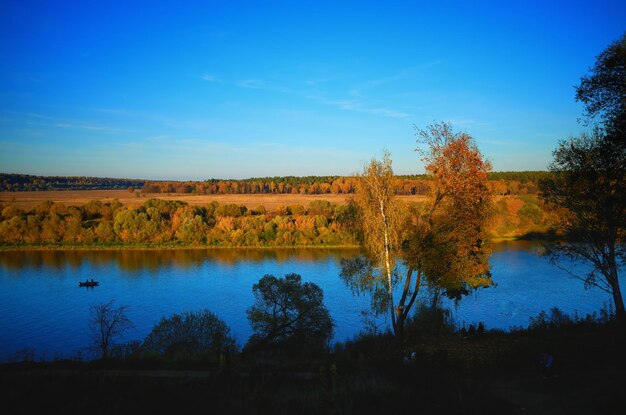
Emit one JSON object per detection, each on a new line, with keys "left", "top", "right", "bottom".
{"left": 541, "top": 34, "right": 626, "bottom": 322}
{"left": 575, "top": 33, "right": 625, "bottom": 144}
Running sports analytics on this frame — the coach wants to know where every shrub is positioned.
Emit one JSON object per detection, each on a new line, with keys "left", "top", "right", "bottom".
{"left": 404, "top": 303, "right": 456, "bottom": 340}
{"left": 143, "top": 309, "right": 237, "bottom": 360}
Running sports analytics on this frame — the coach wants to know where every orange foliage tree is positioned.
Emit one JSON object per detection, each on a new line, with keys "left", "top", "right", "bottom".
{"left": 342, "top": 123, "right": 493, "bottom": 339}
{"left": 409, "top": 122, "right": 493, "bottom": 301}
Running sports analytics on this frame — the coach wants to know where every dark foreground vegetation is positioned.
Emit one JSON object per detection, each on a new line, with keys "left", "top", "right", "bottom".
{"left": 2, "top": 310, "right": 624, "bottom": 414}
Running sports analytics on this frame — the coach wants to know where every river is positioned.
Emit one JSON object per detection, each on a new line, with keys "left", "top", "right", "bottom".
{"left": 0, "top": 241, "right": 617, "bottom": 361}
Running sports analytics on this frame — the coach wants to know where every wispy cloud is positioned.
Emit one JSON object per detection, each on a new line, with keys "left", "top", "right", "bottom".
{"left": 197, "top": 70, "right": 415, "bottom": 120}
{"left": 306, "top": 95, "right": 411, "bottom": 120}
{"left": 2, "top": 111, "right": 133, "bottom": 134}
{"left": 350, "top": 61, "right": 442, "bottom": 97}
{"left": 235, "top": 79, "right": 294, "bottom": 94}
{"left": 95, "top": 107, "right": 218, "bottom": 132}
{"left": 236, "top": 79, "right": 269, "bottom": 89}
{"left": 305, "top": 77, "right": 340, "bottom": 87}
{"left": 55, "top": 122, "right": 118, "bottom": 132}
{"left": 110, "top": 135, "right": 366, "bottom": 177}
{"left": 201, "top": 73, "right": 222, "bottom": 83}
{"left": 94, "top": 108, "right": 133, "bottom": 116}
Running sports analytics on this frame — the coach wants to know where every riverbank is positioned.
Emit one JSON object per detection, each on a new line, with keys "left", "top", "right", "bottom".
{"left": 0, "top": 243, "right": 363, "bottom": 251}
{"left": 0, "top": 234, "right": 557, "bottom": 251}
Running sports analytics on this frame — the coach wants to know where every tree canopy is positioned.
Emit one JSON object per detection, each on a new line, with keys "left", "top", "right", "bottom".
{"left": 143, "top": 309, "right": 237, "bottom": 359}
{"left": 540, "top": 131, "right": 625, "bottom": 320}
{"left": 412, "top": 122, "right": 493, "bottom": 299}
{"left": 576, "top": 32, "right": 626, "bottom": 141}
{"left": 246, "top": 273, "right": 334, "bottom": 353}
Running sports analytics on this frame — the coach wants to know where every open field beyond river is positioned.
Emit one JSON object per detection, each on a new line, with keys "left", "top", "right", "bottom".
{"left": 0, "top": 190, "right": 428, "bottom": 210}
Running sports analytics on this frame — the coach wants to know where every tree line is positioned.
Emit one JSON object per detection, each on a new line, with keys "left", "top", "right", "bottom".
{"left": 143, "top": 172, "right": 547, "bottom": 196}
{"left": 0, "top": 173, "right": 145, "bottom": 192}
{"left": 1, "top": 171, "right": 549, "bottom": 196}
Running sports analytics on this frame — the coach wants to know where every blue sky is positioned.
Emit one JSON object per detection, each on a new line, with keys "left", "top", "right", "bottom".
{"left": 1, "top": 0, "right": 624, "bottom": 180}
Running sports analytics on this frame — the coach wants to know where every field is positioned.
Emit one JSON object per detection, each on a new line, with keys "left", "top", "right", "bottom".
{"left": 0, "top": 190, "right": 428, "bottom": 210}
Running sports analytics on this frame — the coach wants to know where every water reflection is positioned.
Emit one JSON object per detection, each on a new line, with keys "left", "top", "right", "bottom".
{"left": 490, "top": 240, "right": 544, "bottom": 252}
{"left": 0, "top": 247, "right": 362, "bottom": 273}
{"left": 0, "top": 242, "right": 618, "bottom": 361}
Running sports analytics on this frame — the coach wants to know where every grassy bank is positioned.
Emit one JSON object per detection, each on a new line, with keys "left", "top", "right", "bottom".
{"left": 0, "top": 236, "right": 556, "bottom": 251}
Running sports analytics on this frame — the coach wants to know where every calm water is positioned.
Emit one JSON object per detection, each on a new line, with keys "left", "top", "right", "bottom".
{"left": 0, "top": 242, "right": 618, "bottom": 361}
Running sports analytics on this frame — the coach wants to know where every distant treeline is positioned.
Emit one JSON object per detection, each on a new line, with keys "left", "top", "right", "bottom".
{"left": 0, "top": 194, "right": 559, "bottom": 247}
{"left": 0, "top": 173, "right": 145, "bottom": 192}
{"left": 145, "top": 171, "right": 550, "bottom": 196}
{"left": 1, "top": 172, "right": 552, "bottom": 195}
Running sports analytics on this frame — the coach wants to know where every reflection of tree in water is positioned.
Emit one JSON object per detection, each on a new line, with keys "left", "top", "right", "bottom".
{"left": 112, "top": 248, "right": 362, "bottom": 271}
{"left": 205, "top": 248, "right": 361, "bottom": 265}
{"left": 490, "top": 240, "right": 542, "bottom": 253}
{"left": 0, "top": 250, "right": 83, "bottom": 272}
{"left": 0, "top": 248, "right": 362, "bottom": 273}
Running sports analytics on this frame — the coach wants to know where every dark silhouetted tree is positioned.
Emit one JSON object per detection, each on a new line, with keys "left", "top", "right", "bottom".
{"left": 540, "top": 34, "right": 626, "bottom": 323}
{"left": 143, "top": 309, "right": 237, "bottom": 359}
{"left": 576, "top": 33, "right": 626, "bottom": 143}
{"left": 540, "top": 131, "right": 625, "bottom": 321}
{"left": 90, "top": 300, "right": 133, "bottom": 359}
{"left": 246, "top": 273, "right": 334, "bottom": 353}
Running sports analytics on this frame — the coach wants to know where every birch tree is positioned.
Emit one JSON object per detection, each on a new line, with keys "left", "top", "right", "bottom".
{"left": 344, "top": 152, "right": 404, "bottom": 335}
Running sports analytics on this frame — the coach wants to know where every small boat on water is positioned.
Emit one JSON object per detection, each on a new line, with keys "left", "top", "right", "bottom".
{"left": 79, "top": 279, "right": 99, "bottom": 287}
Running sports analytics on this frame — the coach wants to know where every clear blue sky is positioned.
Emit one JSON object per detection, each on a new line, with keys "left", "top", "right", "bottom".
{"left": 1, "top": 0, "right": 624, "bottom": 180}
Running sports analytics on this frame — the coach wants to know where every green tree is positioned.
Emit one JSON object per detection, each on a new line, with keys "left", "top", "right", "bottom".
{"left": 246, "top": 273, "right": 334, "bottom": 353}
{"left": 216, "top": 203, "right": 246, "bottom": 217}
{"left": 113, "top": 209, "right": 146, "bottom": 243}
{"left": 540, "top": 131, "right": 625, "bottom": 321}
{"left": 175, "top": 212, "right": 209, "bottom": 245}
{"left": 95, "top": 221, "right": 116, "bottom": 243}
{"left": 143, "top": 309, "right": 237, "bottom": 359}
